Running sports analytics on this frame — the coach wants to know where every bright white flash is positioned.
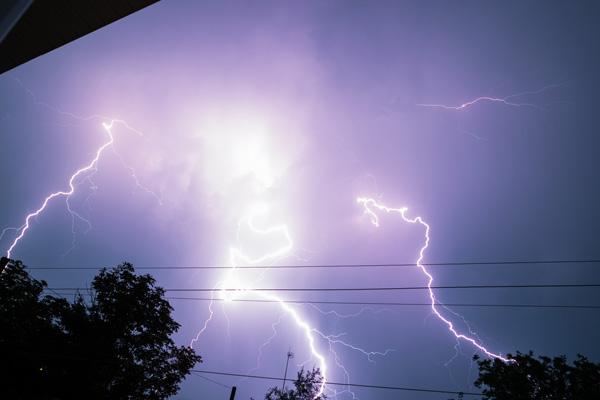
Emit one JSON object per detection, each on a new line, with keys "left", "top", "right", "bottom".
{"left": 198, "top": 117, "right": 277, "bottom": 193}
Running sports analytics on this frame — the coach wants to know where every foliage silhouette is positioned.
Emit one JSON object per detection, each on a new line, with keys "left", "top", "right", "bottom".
{"left": 252, "top": 367, "right": 327, "bottom": 400}
{"left": 0, "top": 259, "right": 201, "bottom": 399}
{"left": 450, "top": 351, "right": 600, "bottom": 400}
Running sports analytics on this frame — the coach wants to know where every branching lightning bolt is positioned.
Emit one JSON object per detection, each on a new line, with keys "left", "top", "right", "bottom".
{"left": 357, "top": 197, "right": 514, "bottom": 363}
{"left": 1, "top": 120, "right": 162, "bottom": 263}
{"left": 1, "top": 80, "right": 162, "bottom": 267}
{"left": 191, "top": 204, "right": 396, "bottom": 399}
{"left": 403, "top": 82, "right": 569, "bottom": 357}
{"left": 2, "top": 121, "right": 112, "bottom": 260}
{"left": 415, "top": 82, "right": 571, "bottom": 140}
{"left": 415, "top": 83, "right": 568, "bottom": 111}
{"left": 190, "top": 204, "right": 328, "bottom": 398}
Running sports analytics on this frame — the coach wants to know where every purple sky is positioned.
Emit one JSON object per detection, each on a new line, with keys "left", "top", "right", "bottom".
{"left": 2, "top": 1, "right": 600, "bottom": 399}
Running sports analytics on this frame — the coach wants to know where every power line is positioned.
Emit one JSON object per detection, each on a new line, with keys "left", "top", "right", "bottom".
{"left": 163, "top": 297, "right": 600, "bottom": 310}
{"left": 25, "top": 258, "right": 600, "bottom": 270}
{"left": 47, "top": 283, "right": 600, "bottom": 292}
{"left": 191, "top": 369, "right": 482, "bottom": 396}
{"left": 41, "top": 290, "right": 600, "bottom": 310}
{"left": 191, "top": 371, "right": 232, "bottom": 389}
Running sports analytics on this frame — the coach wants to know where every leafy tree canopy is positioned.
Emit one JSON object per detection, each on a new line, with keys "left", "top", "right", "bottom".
{"left": 466, "top": 351, "right": 600, "bottom": 400}
{"left": 0, "top": 259, "right": 201, "bottom": 400}
{"left": 252, "top": 367, "right": 327, "bottom": 400}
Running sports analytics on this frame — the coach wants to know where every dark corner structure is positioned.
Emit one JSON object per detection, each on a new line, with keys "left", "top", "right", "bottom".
{"left": 0, "top": 0, "right": 161, "bottom": 75}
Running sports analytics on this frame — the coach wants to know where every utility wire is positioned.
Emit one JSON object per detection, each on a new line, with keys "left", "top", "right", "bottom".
{"left": 25, "top": 258, "right": 600, "bottom": 270}
{"left": 41, "top": 291, "right": 600, "bottom": 310}
{"left": 47, "top": 283, "right": 600, "bottom": 292}
{"left": 164, "top": 297, "right": 600, "bottom": 310}
{"left": 191, "top": 371, "right": 232, "bottom": 389}
{"left": 191, "top": 369, "right": 482, "bottom": 396}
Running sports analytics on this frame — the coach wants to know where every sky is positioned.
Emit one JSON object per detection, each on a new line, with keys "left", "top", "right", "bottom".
{"left": 1, "top": 1, "right": 600, "bottom": 398}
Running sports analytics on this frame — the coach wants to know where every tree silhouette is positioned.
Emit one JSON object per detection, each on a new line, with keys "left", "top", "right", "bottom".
{"left": 465, "top": 351, "right": 600, "bottom": 400}
{"left": 0, "top": 259, "right": 201, "bottom": 399}
{"left": 252, "top": 367, "right": 327, "bottom": 400}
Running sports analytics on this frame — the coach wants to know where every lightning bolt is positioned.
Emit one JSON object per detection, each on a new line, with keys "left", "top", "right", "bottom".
{"left": 191, "top": 203, "right": 397, "bottom": 399}
{"left": 1, "top": 80, "right": 162, "bottom": 266}
{"left": 357, "top": 197, "right": 513, "bottom": 363}
{"left": 1, "top": 120, "right": 162, "bottom": 263}
{"left": 415, "top": 83, "right": 568, "bottom": 111}
{"left": 414, "top": 82, "right": 570, "bottom": 140}
{"left": 190, "top": 204, "right": 328, "bottom": 398}
{"left": 402, "top": 82, "right": 569, "bottom": 358}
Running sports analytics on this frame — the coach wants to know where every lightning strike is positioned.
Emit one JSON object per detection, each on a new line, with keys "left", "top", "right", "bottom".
{"left": 252, "top": 313, "right": 288, "bottom": 372}
{"left": 2, "top": 119, "right": 162, "bottom": 262}
{"left": 415, "top": 83, "right": 568, "bottom": 111}
{"left": 1, "top": 82, "right": 162, "bottom": 267}
{"left": 225, "top": 203, "right": 294, "bottom": 295}
{"left": 192, "top": 203, "right": 395, "bottom": 399}
{"left": 190, "top": 204, "right": 328, "bottom": 398}
{"left": 319, "top": 332, "right": 394, "bottom": 363}
{"left": 304, "top": 303, "right": 394, "bottom": 321}
{"left": 12, "top": 77, "right": 144, "bottom": 135}
{"left": 3, "top": 121, "right": 114, "bottom": 261}
{"left": 357, "top": 197, "right": 514, "bottom": 363}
